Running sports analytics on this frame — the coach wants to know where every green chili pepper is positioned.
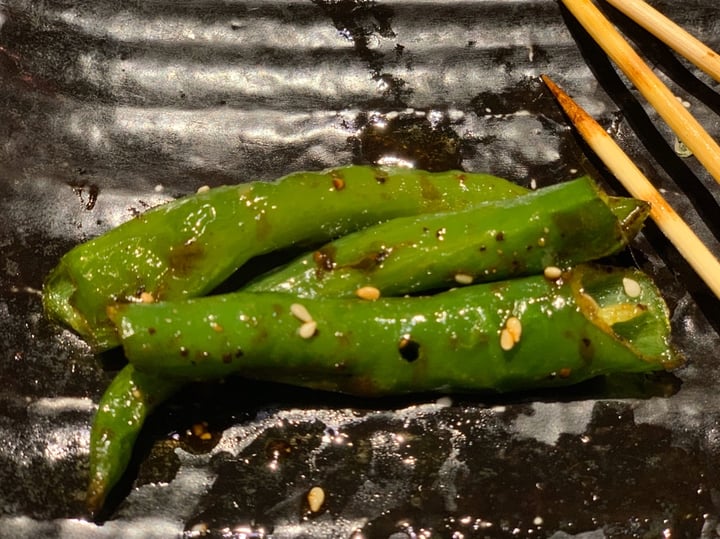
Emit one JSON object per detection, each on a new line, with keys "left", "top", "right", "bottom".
{"left": 73, "top": 171, "right": 648, "bottom": 515}
{"left": 86, "top": 364, "right": 182, "bottom": 516}
{"left": 111, "top": 264, "right": 680, "bottom": 396}
{"left": 80, "top": 176, "right": 648, "bottom": 514}
{"left": 75, "top": 166, "right": 529, "bottom": 514}
{"left": 43, "top": 166, "right": 528, "bottom": 351}
{"left": 245, "top": 177, "right": 649, "bottom": 298}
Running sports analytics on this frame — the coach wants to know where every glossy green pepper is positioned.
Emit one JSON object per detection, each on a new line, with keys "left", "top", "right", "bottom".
{"left": 77, "top": 166, "right": 528, "bottom": 515}
{"left": 112, "top": 265, "right": 680, "bottom": 396}
{"left": 246, "top": 177, "right": 649, "bottom": 298}
{"left": 44, "top": 166, "right": 527, "bottom": 351}
{"left": 86, "top": 365, "right": 180, "bottom": 516}
{"left": 82, "top": 175, "right": 649, "bottom": 515}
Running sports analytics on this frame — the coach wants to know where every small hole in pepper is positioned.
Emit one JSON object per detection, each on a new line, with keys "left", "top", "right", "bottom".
{"left": 398, "top": 335, "right": 421, "bottom": 362}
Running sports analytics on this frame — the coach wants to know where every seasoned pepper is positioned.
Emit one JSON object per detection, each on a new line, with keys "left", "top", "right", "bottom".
{"left": 246, "top": 177, "right": 649, "bottom": 298}
{"left": 60, "top": 169, "right": 655, "bottom": 516}
{"left": 86, "top": 365, "right": 181, "bottom": 516}
{"left": 43, "top": 166, "right": 527, "bottom": 351}
{"left": 111, "top": 265, "right": 680, "bottom": 396}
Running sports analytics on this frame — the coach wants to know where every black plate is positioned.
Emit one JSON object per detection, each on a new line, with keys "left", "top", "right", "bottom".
{"left": 2, "top": 1, "right": 720, "bottom": 537}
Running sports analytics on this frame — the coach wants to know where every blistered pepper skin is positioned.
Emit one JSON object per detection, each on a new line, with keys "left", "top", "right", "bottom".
{"left": 43, "top": 166, "right": 527, "bottom": 351}
{"left": 113, "top": 265, "right": 679, "bottom": 397}
{"left": 246, "top": 178, "right": 649, "bottom": 298}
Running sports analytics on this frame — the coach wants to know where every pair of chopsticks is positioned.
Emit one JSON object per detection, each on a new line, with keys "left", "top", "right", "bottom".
{"left": 542, "top": 0, "right": 720, "bottom": 299}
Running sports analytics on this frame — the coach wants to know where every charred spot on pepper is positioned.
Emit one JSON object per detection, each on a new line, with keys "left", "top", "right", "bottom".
{"left": 347, "top": 248, "right": 391, "bottom": 272}
{"left": 509, "top": 258, "right": 527, "bottom": 274}
{"left": 580, "top": 337, "right": 594, "bottom": 363}
{"left": 167, "top": 239, "right": 205, "bottom": 277}
{"left": 454, "top": 173, "right": 467, "bottom": 185}
{"left": 313, "top": 246, "right": 336, "bottom": 276}
{"left": 398, "top": 334, "right": 421, "bottom": 362}
{"left": 254, "top": 208, "right": 272, "bottom": 242}
{"left": 419, "top": 176, "right": 442, "bottom": 201}
{"left": 194, "top": 350, "right": 210, "bottom": 362}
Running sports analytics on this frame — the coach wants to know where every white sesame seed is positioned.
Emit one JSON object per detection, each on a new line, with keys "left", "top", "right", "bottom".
{"left": 307, "top": 486, "right": 325, "bottom": 513}
{"left": 435, "top": 396, "right": 453, "bottom": 407}
{"left": 533, "top": 516, "right": 544, "bottom": 526}
{"left": 196, "top": 185, "right": 211, "bottom": 194}
{"left": 543, "top": 266, "right": 562, "bottom": 280}
{"left": 298, "top": 320, "right": 318, "bottom": 339}
{"left": 622, "top": 277, "right": 642, "bottom": 298}
{"left": 454, "top": 272, "right": 474, "bottom": 285}
{"left": 505, "top": 316, "right": 522, "bottom": 342}
{"left": 290, "top": 303, "right": 313, "bottom": 323}
{"left": 500, "top": 328, "right": 515, "bottom": 351}
{"left": 139, "top": 291, "right": 155, "bottom": 303}
{"left": 356, "top": 286, "right": 381, "bottom": 301}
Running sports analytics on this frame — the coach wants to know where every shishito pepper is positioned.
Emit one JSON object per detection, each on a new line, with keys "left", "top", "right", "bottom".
{"left": 86, "top": 365, "right": 179, "bottom": 515}
{"left": 78, "top": 166, "right": 527, "bottom": 514}
{"left": 81, "top": 176, "right": 649, "bottom": 514}
{"left": 246, "top": 177, "right": 649, "bottom": 298}
{"left": 43, "top": 166, "right": 527, "bottom": 351}
{"left": 112, "top": 265, "right": 680, "bottom": 396}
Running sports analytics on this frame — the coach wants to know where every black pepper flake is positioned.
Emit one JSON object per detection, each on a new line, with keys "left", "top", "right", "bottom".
{"left": 148, "top": 327, "right": 156, "bottom": 335}
{"left": 495, "top": 231, "right": 505, "bottom": 241}
{"left": 180, "top": 346, "right": 189, "bottom": 357}
{"left": 222, "top": 353, "right": 233, "bottom": 364}
{"left": 375, "top": 174, "right": 387, "bottom": 184}
{"left": 398, "top": 335, "right": 421, "bottom": 362}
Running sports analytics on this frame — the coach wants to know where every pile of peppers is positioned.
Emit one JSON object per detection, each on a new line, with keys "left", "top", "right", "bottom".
{"left": 42, "top": 165, "right": 681, "bottom": 516}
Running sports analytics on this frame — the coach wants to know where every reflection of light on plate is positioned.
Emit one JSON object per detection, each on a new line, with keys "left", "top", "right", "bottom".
{"left": 377, "top": 156, "right": 415, "bottom": 168}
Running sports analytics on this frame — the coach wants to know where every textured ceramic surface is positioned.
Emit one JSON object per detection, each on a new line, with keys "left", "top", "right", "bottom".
{"left": 1, "top": 1, "right": 720, "bottom": 537}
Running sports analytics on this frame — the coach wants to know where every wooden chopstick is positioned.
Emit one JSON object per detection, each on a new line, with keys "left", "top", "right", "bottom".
{"left": 560, "top": 0, "right": 720, "bottom": 186}
{"left": 542, "top": 75, "right": 720, "bottom": 300}
{"left": 604, "top": 0, "right": 720, "bottom": 83}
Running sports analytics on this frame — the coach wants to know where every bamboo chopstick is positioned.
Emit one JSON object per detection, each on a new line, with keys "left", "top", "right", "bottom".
{"left": 542, "top": 75, "right": 720, "bottom": 300}
{"left": 604, "top": 0, "right": 720, "bottom": 83}
{"left": 560, "top": 0, "right": 720, "bottom": 186}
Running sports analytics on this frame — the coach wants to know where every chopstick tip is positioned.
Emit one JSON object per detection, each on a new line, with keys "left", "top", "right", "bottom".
{"left": 540, "top": 75, "right": 596, "bottom": 134}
